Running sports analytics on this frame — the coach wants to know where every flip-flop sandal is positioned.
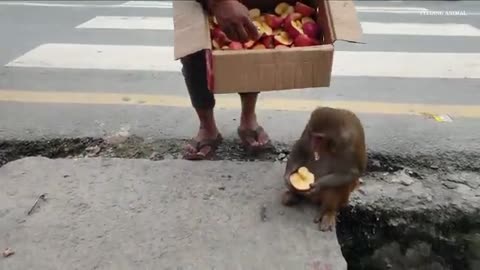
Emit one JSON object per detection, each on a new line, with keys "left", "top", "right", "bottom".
{"left": 183, "top": 134, "right": 223, "bottom": 160}
{"left": 237, "top": 126, "right": 274, "bottom": 153}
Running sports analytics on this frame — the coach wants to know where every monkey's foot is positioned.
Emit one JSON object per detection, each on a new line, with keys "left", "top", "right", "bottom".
{"left": 281, "top": 190, "right": 302, "bottom": 206}
{"left": 318, "top": 214, "right": 336, "bottom": 232}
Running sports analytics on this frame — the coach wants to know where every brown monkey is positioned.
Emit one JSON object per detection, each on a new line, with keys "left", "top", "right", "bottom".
{"left": 281, "top": 106, "right": 367, "bottom": 231}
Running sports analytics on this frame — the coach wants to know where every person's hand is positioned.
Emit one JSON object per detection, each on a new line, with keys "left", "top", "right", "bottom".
{"left": 210, "top": 0, "right": 260, "bottom": 42}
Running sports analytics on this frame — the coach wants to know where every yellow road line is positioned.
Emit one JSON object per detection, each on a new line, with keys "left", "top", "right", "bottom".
{"left": 1, "top": 89, "right": 480, "bottom": 118}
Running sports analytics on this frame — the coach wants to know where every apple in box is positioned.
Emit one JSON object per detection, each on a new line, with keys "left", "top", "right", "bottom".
{"left": 294, "top": 2, "right": 315, "bottom": 17}
{"left": 275, "top": 2, "right": 294, "bottom": 18}
{"left": 264, "top": 13, "right": 284, "bottom": 30}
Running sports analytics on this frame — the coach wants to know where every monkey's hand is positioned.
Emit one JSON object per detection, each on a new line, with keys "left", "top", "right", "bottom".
{"left": 304, "top": 173, "right": 356, "bottom": 196}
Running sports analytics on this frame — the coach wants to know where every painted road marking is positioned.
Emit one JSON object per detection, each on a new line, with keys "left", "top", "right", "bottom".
{"left": 76, "top": 16, "right": 173, "bottom": 30}
{"left": 0, "top": 2, "right": 478, "bottom": 15}
{"left": 5, "top": 43, "right": 182, "bottom": 72}
{"left": 0, "top": 1, "right": 172, "bottom": 9}
{"left": 1, "top": 90, "right": 480, "bottom": 118}
{"left": 333, "top": 51, "right": 480, "bottom": 79}
{"left": 7, "top": 44, "right": 480, "bottom": 79}
{"left": 356, "top": 6, "right": 479, "bottom": 16}
{"left": 361, "top": 22, "right": 480, "bottom": 36}
{"left": 118, "top": 1, "right": 172, "bottom": 8}
{"left": 75, "top": 16, "right": 480, "bottom": 36}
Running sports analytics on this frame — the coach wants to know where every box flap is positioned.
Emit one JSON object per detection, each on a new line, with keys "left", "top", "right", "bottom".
{"left": 173, "top": 1, "right": 211, "bottom": 60}
{"left": 327, "top": 0, "right": 363, "bottom": 43}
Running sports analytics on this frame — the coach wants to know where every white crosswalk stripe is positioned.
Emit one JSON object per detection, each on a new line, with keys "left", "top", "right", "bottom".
{"left": 4, "top": 1, "right": 480, "bottom": 80}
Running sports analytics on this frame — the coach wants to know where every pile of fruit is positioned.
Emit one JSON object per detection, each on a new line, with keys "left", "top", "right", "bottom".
{"left": 209, "top": 2, "right": 322, "bottom": 50}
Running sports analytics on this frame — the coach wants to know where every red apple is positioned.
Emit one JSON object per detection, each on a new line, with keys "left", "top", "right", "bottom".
{"left": 261, "top": 35, "right": 274, "bottom": 48}
{"left": 302, "top": 21, "right": 321, "bottom": 39}
{"left": 264, "top": 13, "right": 284, "bottom": 29}
{"left": 294, "top": 34, "right": 320, "bottom": 47}
{"left": 211, "top": 27, "right": 231, "bottom": 46}
{"left": 294, "top": 2, "right": 315, "bottom": 17}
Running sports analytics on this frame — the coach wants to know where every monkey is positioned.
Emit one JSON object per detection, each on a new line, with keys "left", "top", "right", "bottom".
{"left": 281, "top": 106, "right": 367, "bottom": 231}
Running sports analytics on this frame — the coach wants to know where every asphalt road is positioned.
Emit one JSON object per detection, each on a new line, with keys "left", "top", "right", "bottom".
{"left": 0, "top": 0, "right": 480, "bottom": 157}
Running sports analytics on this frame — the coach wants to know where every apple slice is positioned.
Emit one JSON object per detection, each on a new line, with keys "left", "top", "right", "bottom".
{"left": 302, "top": 21, "right": 321, "bottom": 39}
{"left": 212, "top": 39, "right": 221, "bottom": 50}
{"left": 253, "top": 44, "right": 266, "bottom": 50}
{"left": 275, "top": 2, "right": 294, "bottom": 18}
{"left": 289, "top": 166, "right": 314, "bottom": 191}
{"left": 229, "top": 41, "right": 243, "bottom": 50}
{"left": 275, "top": 44, "right": 289, "bottom": 49}
{"left": 264, "top": 13, "right": 284, "bottom": 30}
{"left": 273, "top": 31, "right": 293, "bottom": 46}
{"left": 294, "top": 34, "right": 320, "bottom": 47}
{"left": 301, "top": 16, "right": 315, "bottom": 24}
{"left": 294, "top": 2, "right": 315, "bottom": 17}
{"left": 284, "top": 16, "right": 304, "bottom": 39}
{"left": 253, "top": 20, "right": 273, "bottom": 37}
{"left": 249, "top": 8, "right": 261, "bottom": 19}
{"left": 255, "top": 15, "right": 266, "bottom": 23}
{"left": 243, "top": 39, "right": 256, "bottom": 49}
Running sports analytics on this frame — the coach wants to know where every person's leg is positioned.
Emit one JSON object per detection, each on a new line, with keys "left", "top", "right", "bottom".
{"left": 237, "top": 92, "right": 272, "bottom": 151}
{"left": 180, "top": 50, "right": 222, "bottom": 159}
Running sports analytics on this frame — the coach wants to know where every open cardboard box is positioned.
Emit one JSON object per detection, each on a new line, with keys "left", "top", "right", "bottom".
{"left": 173, "top": 0, "right": 362, "bottom": 94}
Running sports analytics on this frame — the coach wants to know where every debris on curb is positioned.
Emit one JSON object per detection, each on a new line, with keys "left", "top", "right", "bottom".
{"left": 260, "top": 204, "right": 267, "bottom": 222}
{"left": 27, "top": 193, "right": 47, "bottom": 216}
{"left": 3, "top": 248, "right": 14, "bottom": 257}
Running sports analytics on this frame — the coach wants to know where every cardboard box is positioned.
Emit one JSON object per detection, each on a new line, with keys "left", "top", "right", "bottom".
{"left": 173, "top": 0, "right": 362, "bottom": 94}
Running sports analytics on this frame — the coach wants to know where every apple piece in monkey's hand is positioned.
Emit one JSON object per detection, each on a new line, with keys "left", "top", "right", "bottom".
{"left": 289, "top": 167, "right": 315, "bottom": 191}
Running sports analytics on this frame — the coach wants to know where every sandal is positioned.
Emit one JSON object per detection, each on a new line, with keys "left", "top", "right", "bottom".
{"left": 237, "top": 126, "right": 274, "bottom": 153}
{"left": 183, "top": 133, "right": 223, "bottom": 160}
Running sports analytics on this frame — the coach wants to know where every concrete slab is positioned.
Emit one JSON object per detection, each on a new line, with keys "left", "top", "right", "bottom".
{"left": 0, "top": 157, "right": 346, "bottom": 270}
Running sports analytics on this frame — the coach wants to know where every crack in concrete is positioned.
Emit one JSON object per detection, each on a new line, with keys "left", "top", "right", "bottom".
{"left": 1, "top": 136, "right": 480, "bottom": 173}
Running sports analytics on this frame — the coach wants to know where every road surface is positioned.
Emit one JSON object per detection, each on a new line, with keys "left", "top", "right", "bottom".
{"left": 0, "top": 0, "right": 479, "bottom": 157}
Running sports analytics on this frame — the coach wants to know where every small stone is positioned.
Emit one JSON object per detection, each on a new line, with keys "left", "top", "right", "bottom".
{"left": 3, "top": 248, "right": 14, "bottom": 257}
{"left": 85, "top": 145, "right": 101, "bottom": 157}
{"left": 401, "top": 177, "right": 414, "bottom": 186}
{"left": 370, "top": 159, "right": 382, "bottom": 170}
{"left": 278, "top": 153, "right": 286, "bottom": 160}
{"left": 430, "top": 165, "right": 439, "bottom": 170}
{"left": 63, "top": 174, "right": 70, "bottom": 178}
{"left": 218, "top": 186, "right": 225, "bottom": 191}
{"left": 442, "top": 182, "right": 457, "bottom": 189}
{"left": 149, "top": 152, "right": 162, "bottom": 160}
